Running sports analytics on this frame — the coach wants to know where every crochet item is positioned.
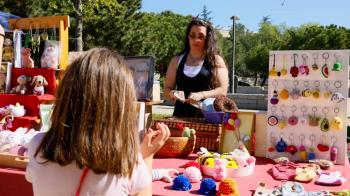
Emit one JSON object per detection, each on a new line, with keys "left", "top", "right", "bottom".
{"left": 281, "top": 181, "right": 307, "bottom": 196}
{"left": 184, "top": 166, "right": 202, "bottom": 183}
{"left": 214, "top": 96, "right": 238, "bottom": 112}
{"left": 171, "top": 175, "right": 192, "bottom": 191}
{"left": 271, "top": 162, "right": 298, "bottom": 181}
{"left": 183, "top": 161, "right": 201, "bottom": 169}
{"left": 216, "top": 178, "right": 239, "bottom": 196}
{"left": 198, "top": 178, "right": 216, "bottom": 196}
{"left": 152, "top": 168, "right": 179, "bottom": 183}
{"left": 315, "top": 172, "right": 346, "bottom": 186}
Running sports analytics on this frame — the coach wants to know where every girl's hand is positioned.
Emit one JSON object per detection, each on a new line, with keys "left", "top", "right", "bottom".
{"left": 186, "top": 92, "right": 204, "bottom": 103}
{"left": 141, "top": 123, "right": 170, "bottom": 158}
{"left": 171, "top": 90, "right": 185, "bottom": 103}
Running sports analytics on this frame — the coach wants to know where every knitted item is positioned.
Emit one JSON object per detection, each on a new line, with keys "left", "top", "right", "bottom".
{"left": 315, "top": 172, "right": 346, "bottom": 186}
{"left": 198, "top": 178, "right": 216, "bottom": 195}
{"left": 216, "top": 178, "right": 239, "bottom": 196}
{"left": 271, "top": 162, "right": 298, "bottom": 181}
{"left": 184, "top": 166, "right": 202, "bottom": 183}
{"left": 184, "top": 161, "right": 201, "bottom": 169}
{"left": 152, "top": 168, "right": 179, "bottom": 183}
{"left": 171, "top": 175, "right": 192, "bottom": 191}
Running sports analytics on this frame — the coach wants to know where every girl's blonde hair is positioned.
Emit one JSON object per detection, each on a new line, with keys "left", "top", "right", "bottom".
{"left": 36, "top": 48, "right": 139, "bottom": 177}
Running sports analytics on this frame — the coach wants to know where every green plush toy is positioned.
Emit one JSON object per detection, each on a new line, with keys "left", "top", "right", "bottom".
{"left": 182, "top": 127, "right": 196, "bottom": 138}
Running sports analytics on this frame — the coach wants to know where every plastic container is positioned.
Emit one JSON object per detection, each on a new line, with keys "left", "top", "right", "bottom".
{"left": 202, "top": 111, "right": 225, "bottom": 124}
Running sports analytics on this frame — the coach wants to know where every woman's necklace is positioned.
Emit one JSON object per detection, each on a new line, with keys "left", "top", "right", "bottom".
{"left": 188, "top": 53, "right": 204, "bottom": 66}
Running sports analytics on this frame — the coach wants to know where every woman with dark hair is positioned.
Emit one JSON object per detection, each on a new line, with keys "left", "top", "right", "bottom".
{"left": 164, "top": 18, "right": 229, "bottom": 117}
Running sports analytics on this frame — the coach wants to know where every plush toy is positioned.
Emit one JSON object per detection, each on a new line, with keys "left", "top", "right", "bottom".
{"left": 6, "top": 103, "right": 26, "bottom": 117}
{"left": 216, "top": 178, "right": 240, "bottom": 196}
{"left": 171, "top": 175, "right": 192, "bottom": 191}
{"left": 10, "top": 75, "right": 31, "bottom": 95}
{"left": 198, "top": 178, "right": 217, "bottom": 195}
{"left": 152, "top": 168, "right": 179, "bottom": 183}
{"left": 182, "top": 127, "right": 195, "bottom": 138}
{"left": 41, "top": 44, "right": 59, "bottom": 69}
{"left": 2, "top": 38, "right": 14, "bottom": 62}
{"left": 184, "top": 166, "right": 202, "bottom": 183}
{"left": 21, "top": 48, "right": 34, "bottom": 68}
{"left": 31, "top": 75, "right": 48, "bottom": 95}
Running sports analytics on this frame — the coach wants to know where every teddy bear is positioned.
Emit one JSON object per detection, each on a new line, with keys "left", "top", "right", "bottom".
{"left": 21, "top": 48, "right": 34, "bottom": 68}
{"left": 10, "top": 75, "right": 31, "bottom": 95}
{"left": 31, "top": 75, "right": 48, "bottom": 95}
{"left": 41, "top": 44, "right": 59, "bottom": 69}
{"left": 2, "top": 38, "right": 14, "bottom": 62}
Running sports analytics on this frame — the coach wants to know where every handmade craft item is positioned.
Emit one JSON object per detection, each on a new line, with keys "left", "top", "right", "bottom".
{"left": 290, "top": 54, "right": 299, "bottom": 77}
{"left": 321, "top": 52, "right": 329, "bottom": 78}
{"left": 320, "top": 107, "right": 330, "bottom": 132}
{"left": 330, "top": 136, "right": 338, "bottom": 164}
{"left": 308, "top": 134, "right": 316, "bottom": 160}
{"left": 198, "top": 178, "right": 216, "bottom": 195}
{"left": 270, "top": 80, "right": 279, "bottom": 105}
{"left": 286, "top": 133, "right": 298, "bottom": 155}
{"left": 184, "top": 166, "right": 202, "bottom": 183}
{"left": 216, "top": 178, "right": 240, "bottom": 196}
{"left": 301, "top": 81, "right": 312, "bottom": 97}
{"left": 330, "top": 107, "right": 343, "bottom": 130}
{"left": 290, "top": 80, "right": 300, "bottom": 100}
{"left": 323, "top": 81, "right": 332, "bottom": 99}
{"left": 308, "top": 106, "right": 320, "bottom": 127}
{"left": 268, "top": 106, "right": 278, "bottom": 126}
{"left": 317, "top": 135, "right": 330, "bottom": 152}
{"left": 276, "top": 137, "right": 287, "bottom": 152}
{"left": 171, "top": 175, "right": 192, "bottom": 191}
{"left": 278, "top": 106, "right": 287, "bottom": 129}
{"left": 269, "top": 54, "right": 278, "bottom": 77}
{"left": 332, "top": 52, "right": 342, "bottom": 71}
{"left": 298, "top": 134, "right": 307, "bottom": 161}
{"left": 311, "top": 53, "right": 319, "bottom": 70}
{"left": 312, "top": 81, "right": 321, "bottom": 99}
{"left": 299, "top": 54, "right": 309, "bottom": 75}
{"left": 280, "top": 54, "right": 287, "bottom": 76}
{"left": 331, "top": 81, "right": 345, "bottom": 103}
{"left": 288, "top": 105, "right": 298, "bottom": 126}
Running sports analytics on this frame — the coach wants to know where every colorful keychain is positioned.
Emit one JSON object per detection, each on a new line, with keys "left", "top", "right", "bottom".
{"left": 311, "top": 53, "right": 319, "bottom": 71}
{"left": 321, "top": 52, "right": 329, "bottom": 78}
{"left": 286, "top": 133, "right": 298, "bottom": 155}
{"left": 299, "top": 54, "right": 310, "bottom": 75}
{"left": 280, "top": 54, "right": 287, "bottom": 76}
{"left": 279, "top": 81, "right": 289, "bottom": 100}
{"left": 288, "top": 105, "right": 298, "bottom": 126}
{"left": 269, "top": 54, "right": 278, "bottom": 77}
{"left": 32, "top": 25, "right": 41, "bottom": 53}
{"left": 330, "top": 107, "right": 343, "bottom": 130}
{"left": 330, "top": 136, "right": 338, "bottom": 163}
{"left": 268, "top": 106, "right": 279, "bottom": 126}
{"left": 308, "top": 106, "right": 320, "bottom": 127}
{"left": 41, "top": 27, "right": 49, "bottom": 41}
{"left": 308, "top": 134, "right": 316, "bottom": 160}
{"left": 276, "top": 135, "right": 288, "bottom": 153}
{"left": 278, "top": 105, "right": 287, "bottom": 129}
{"left": 317, "top": 134, "right": 330, "bottom": 152}
{"left": 312, "top": 81, "right": 321, "bottom": 99}
{"left": 299, "top": 134, "right": 307, "bottom": 161}
{"left": 301, "top": 81, "right": 312, "bottom": 97}
{"left": 331, "top": 81, "right": 345, "bottom": 103}
{"left": 299, "top": 105, "right": 308, "bottom": 126}
{"left": 320, "top": 107, "right": 330, "bottom": 132}
{"left": 323, "top": 81, "right": 332, "bottom": 99}
{"left": 332, "top": 52, "right": 342, "bottom": 71}
{"left": 267, "top": 132, "right": 277, "bottom": 152}
{"left": 270, "top": 80, "right": 279, "bottom": 105}
{"left": 290, "top": 80, "right": 300, "bottom": 100}
{"left": 290, "top": 53, "right": 299, "bottom": 77}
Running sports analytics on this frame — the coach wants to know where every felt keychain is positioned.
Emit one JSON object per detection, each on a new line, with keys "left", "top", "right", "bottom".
{"left": 330, "top": 107, "right": 343, "bottom": 130}
{"left": 276, "top": 135, "right": 288, "bottom": 153}
{"left": 331, "top": 81, "right": 345, "bottom": 103}
{"left": 286, "top": 133, "right": 298, "bottom": 155}
{"left": 267, "top": 132, "right": 277, "bottom": 152}
{"left": 290, "top": 53, "right": 299, "bottom": 77}
{"left": 288, "top": 105, "right": 298, "bottom": 126}
{"left": 270, "top": 80, "right": 279, "bottom": 105}
{"left": 317, "top": 134, "right": 330, "bottom": 152}
{"left": 330, "top": 136, "right": 338, "bottom": 163}
{"left": 280, "top": 54, "right": 287, "bottom": 76}
{"left": 320, "top": 107, "right": 330, "bottom": 132}
{"left": 308, "top": 134, "right": 316, "bottom": 160}
{"left": 308, "top": 106, "right": 320, "bottom": 127}
{"left": 268, "top": 106, "right": 279, "bottom": 126}
{"left": 290, "top": 81, "right": 300, "bottom": 100}
{"left": 312, "top": 81, "right": 321, "bottom": 99}
{"left": 269, "top": 54, "right": 278, "bottom": 77}
{"left": 299, "top": 105, "right": 308, "bottom": 126}
{"left": 332, "top": 52, "right": 342, "bottom": 71}
{"left": 299, "top": 54, "right": 310, "bottom": 75}
{"left": 321, "top": 52, "right": 330, "bottom": 78}
{"left": 41, "top": 27, "right": 49, "bottom": 41}
{"left": 323, "top": 81, "right": 332, "bottom": 99}
{"left": 32, "top": 25, "right": 41, "bottom": 53}
{"left": 298, "top": 134, "right": 307, "bottom": 161}
{"left": 301, "top": 81, "right": 312, "bottom": 98}
{"left": 311, "top": 53, "right": 319, "bottom": 71}
{"left": 279, "top": 81, "right": 289, "bottom": 100}
{"left": 278, "top": 105, "right": 287, "bottom": 129}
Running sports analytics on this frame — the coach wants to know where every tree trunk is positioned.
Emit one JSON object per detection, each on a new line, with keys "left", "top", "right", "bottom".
{"left": 75, "top": 0, "right": 83, "bottom": 51}
{"left": 254, "top": 72, "right": 258, "bottom": 86}
{"left": 260, "top": 75, "right": 267, "bottom": 87}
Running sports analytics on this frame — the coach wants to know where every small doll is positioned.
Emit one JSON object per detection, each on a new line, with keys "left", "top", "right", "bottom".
{"left": 10, "top": 75, "right": 31, "bottom": 95}
{"left": 21, "top": 48, "right": 34, "bottom": 68}
{"left": 31, "top": 75, "right": 48, "bottom": 95}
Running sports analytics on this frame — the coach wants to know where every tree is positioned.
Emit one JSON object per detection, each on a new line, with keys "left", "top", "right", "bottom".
{"left": 200, "top": 5, "right": 212, "bottom": 22}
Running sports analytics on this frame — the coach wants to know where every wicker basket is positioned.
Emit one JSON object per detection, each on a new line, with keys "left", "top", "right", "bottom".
{"left": 155, "top": 135, "right": 196, "bottom": 158}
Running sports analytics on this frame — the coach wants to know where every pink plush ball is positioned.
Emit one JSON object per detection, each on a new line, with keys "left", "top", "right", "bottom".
{"left": 184, "top": 166, "right": 202, "bottom": 183}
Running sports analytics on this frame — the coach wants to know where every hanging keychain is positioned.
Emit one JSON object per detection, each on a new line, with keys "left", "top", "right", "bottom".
{"left": 286, "top": 133, "right": 298, "bottom": 155}
{"left": 288, "top": 105, "right": 298, "bottom": 126}
{"left": 301, "top": 81, "right": 312, "bottom": 97}
{"left": 276, "top": 134, "right": 288, "bottom": 153}
{"left": 317, "top": 134, "right": 330, "bottom": 152}
{"left": 290, "top": 80, "right": 300, "bottom": 100}
{"left": 323, "top": 81, "right": 332, "bottom": 99}
{"left": 51, "top": 25, "right": 57, "bottom": 40}
{"left": 330, "top": 136, "right": 338, "bottom": 163}
{"left": 308, "top": 134, "right": 316, "bottom": 160}
{"left": 267, "top": 132, "right": 277, "bottom": 152}
{"left": 279, "top": 81, "right": 289, "bottom": 100}
{"left": 330, "top": 107, "right": 343, "bottom": 130}
{"left": 320, "top": 107, "right": 330, "bottom": 132}
{"left": 299, "top": 105, "right": 308, "bottom": 126}
{"left": 290, "top": 53, "right": 299, "bottom": 77}
{"left": 268, "top": 106, "right": 279, "bottom": 126}
{"left": 321, "top": 52, "right": 329, "bottom": 78}
{"left": 41, "top": 26, "right": 49, "bottom": 41}
{"left": 299, "top": 134, "right": 307, "bottom": 161}
{"left": 270, "top": 80, "right": 279, "bottom": 105}
{"left": 308, "top": 106, "right": 320, "bottom": 127}
{"left": 278, "top": 105, "right": 287, "bottom": 129}
{"left": 299, "top": 54, "right": 310, "bottom": 75}
{"left": 311, "top": 53, "right": 319, "bottom": 70}
{"left": 331, "top": 81, "right": 345, "bottom": 103}
{"left": 312, "top": 81, "right": 321, "bottom": 99}
{"left": 24, "top": 26, "right": 32, "bottom": 48}
{"left": 269, "top": 54, "right": 278, "bottom": 77}
{"left": 332, "top": 52, "right": 342, "bottom": 71}
{"left": 32, "top": 24, "right": 41, "bottom": 53}
{"left": 280, "top": 54, "right": 287, "bottom": 76}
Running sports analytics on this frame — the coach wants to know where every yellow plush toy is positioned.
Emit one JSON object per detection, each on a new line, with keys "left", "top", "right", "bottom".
{"left": 2, "top": 38, "right": 13, "bottom": 62}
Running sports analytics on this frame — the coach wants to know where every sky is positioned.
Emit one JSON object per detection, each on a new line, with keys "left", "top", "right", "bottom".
{"left": 141, "top": 0, "right": 350, "bottom": 32}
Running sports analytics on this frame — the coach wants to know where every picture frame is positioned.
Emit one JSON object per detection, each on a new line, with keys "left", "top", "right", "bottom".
{"left": 0, "top": 62, "right": 12, "bottom": 93}
{"left": 124, "top": 56, "right": 155, "bottom": 101}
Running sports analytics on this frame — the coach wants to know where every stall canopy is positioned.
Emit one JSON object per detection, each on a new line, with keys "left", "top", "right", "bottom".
{"left": 0, "top": 11, "right": 19, "bottom": 32}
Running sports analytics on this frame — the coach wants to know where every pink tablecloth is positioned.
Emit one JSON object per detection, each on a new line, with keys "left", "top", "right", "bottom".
{"left": 153, "top": 155, "right": 350, "bottom": 196}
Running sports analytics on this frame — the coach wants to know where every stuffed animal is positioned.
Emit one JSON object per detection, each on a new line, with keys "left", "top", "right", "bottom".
{"left": 2, "top": 38, "right": 14, "bottom": 62}
{"left": 184, "top": 166, "right": 202, "bottom": 183}
{"left": 10, "top": 75, "right": 31, "bottom": 95}
{"left": 6, "top": 103, "right": 26, "bottom": 117}
{"left": 41, "top": 44, "right": 59, "bottom": 69}
{"left": 31, "top": 75, "right": 48, "bottom": 95}
{"left": 21, "top": 48, "right": 34, "bottom": 68}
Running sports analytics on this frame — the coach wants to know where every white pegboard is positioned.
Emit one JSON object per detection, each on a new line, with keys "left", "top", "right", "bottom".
{"left": 266, "top": 50, "right": 349, "bottom": 165}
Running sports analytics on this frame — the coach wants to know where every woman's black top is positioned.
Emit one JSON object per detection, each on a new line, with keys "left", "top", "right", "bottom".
{"left": 173, "top": 52, "right": 212, "bottom": 117}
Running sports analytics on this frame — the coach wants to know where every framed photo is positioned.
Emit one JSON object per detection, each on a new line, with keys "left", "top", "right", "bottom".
{"left": 124, "top": 56, "right": 155, "bottom": 101}
{"left": 0, "top": 62, "right": 12, "bottom": 93}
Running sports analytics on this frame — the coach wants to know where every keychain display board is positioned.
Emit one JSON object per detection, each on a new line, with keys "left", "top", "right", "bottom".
{"left": 266, "top": 50, "right": 349, "bottom": 165}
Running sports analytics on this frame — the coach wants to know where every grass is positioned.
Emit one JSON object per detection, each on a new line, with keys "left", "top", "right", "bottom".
{"left": 152, "top": 113, "right": 171, "bottom": 120}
